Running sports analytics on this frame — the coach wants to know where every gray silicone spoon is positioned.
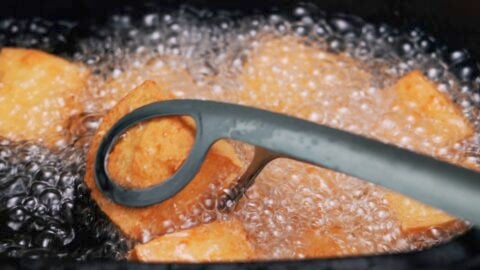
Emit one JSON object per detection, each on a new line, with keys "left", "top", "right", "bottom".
{"left": 94, "top": 99, "right": 480, "bottom": 224}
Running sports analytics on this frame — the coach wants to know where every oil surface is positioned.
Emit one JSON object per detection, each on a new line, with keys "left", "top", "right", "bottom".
{"left": 0, "top": 3, "right": 479, "bottom": 260}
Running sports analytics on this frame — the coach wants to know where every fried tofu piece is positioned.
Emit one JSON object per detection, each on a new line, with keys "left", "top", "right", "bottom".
{"left": 298, "top": 227, "right": 343, "bottom": 258}
{"left": 384, "top": 192, "right": 456, "bottom": 234}
{"left": 84, "top": 80, "right": 243, "bottom": 241}
{"left": 94, "top": 57, "right": 197, "bottom": 111}
{"left": 382, "top": 70, "right": 473, "bottom": 235}
{"left": 0, "top": 48, "right": 89, "bottom": 147}
{"left": 132, "top": 219, "right": 256, "bottom": 262}
{"left": 239, "top": 36, "right": 371, "bottom": 119}
{"left": 389, "top": 70, "right": 474, "bottom": 145}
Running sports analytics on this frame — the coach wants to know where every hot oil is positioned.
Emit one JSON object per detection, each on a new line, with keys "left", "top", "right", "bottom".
{"left": 1, "top": 4, "right": 480, "bottom": 260}
{"left": 0, "top": 139, "right": 129, "bottom": 259}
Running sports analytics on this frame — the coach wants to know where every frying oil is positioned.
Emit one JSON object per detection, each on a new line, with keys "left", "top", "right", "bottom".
{"left": 1, "top": 3, "right": 479, "bottom": 260}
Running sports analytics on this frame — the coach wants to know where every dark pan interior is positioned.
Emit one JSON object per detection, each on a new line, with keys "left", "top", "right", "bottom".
{"left": 0, "top": 0, "right": 480, "bottom": 269}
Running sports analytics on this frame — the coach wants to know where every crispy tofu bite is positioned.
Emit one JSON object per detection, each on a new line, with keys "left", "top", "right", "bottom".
{"left": 93, "top": 57, "right": 196, "bottom": 111}
{"left": 0, "top": 48, "right": 89, "bottom": 148}
{"left": 238, "top": 36, "right": 371, "bottom": 119}
{"left": 84, "top": 80, "right": 243, "bottom": 241}
{"left": 387, "top": 70, "right": 474, "bottom": 146}
{"left": 384, "top": 191, "right": 456, "bottom": 234}
{"left": 382, "top": 70, "right": 473, "bottom": 236}
{"left": 297, "top": 226, "right": 343, "bottom": 258}
{"left": 132, "top": 219, "right": 256, "bottom": 262}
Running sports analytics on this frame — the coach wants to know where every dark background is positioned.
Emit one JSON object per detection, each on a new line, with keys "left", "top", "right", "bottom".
{"left": 1, "top": 0, "right": 480, "bottom": 59}
{"left": 1, "top": 0, "right": 480, "bottom": 269}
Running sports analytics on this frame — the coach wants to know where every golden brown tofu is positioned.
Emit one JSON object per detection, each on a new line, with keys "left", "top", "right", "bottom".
{"left": 381, "top": 70, "right": 473, "bottom": 235}
{"left": 389, "top": 70, "right": 474, "bottom": 146}
{"left": 239, "top": 36, "right": 371, "bottom": 119}
{"left": 384, "top": 192, "right": 455, "bottom": 234}
{"left": 84, "top": 80, "right": 243, "bottom": 240}
{"left": 297, "top": 227, "right": 343, "bottom": 258}
{"left": 93, "top": 57, "right": 197, "bottom": 111}
{"left": 0, "top": 48, "right": 89, "bottom": 148}
{"left": 132, "top": 219, "right": 256, "bottom": 262}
